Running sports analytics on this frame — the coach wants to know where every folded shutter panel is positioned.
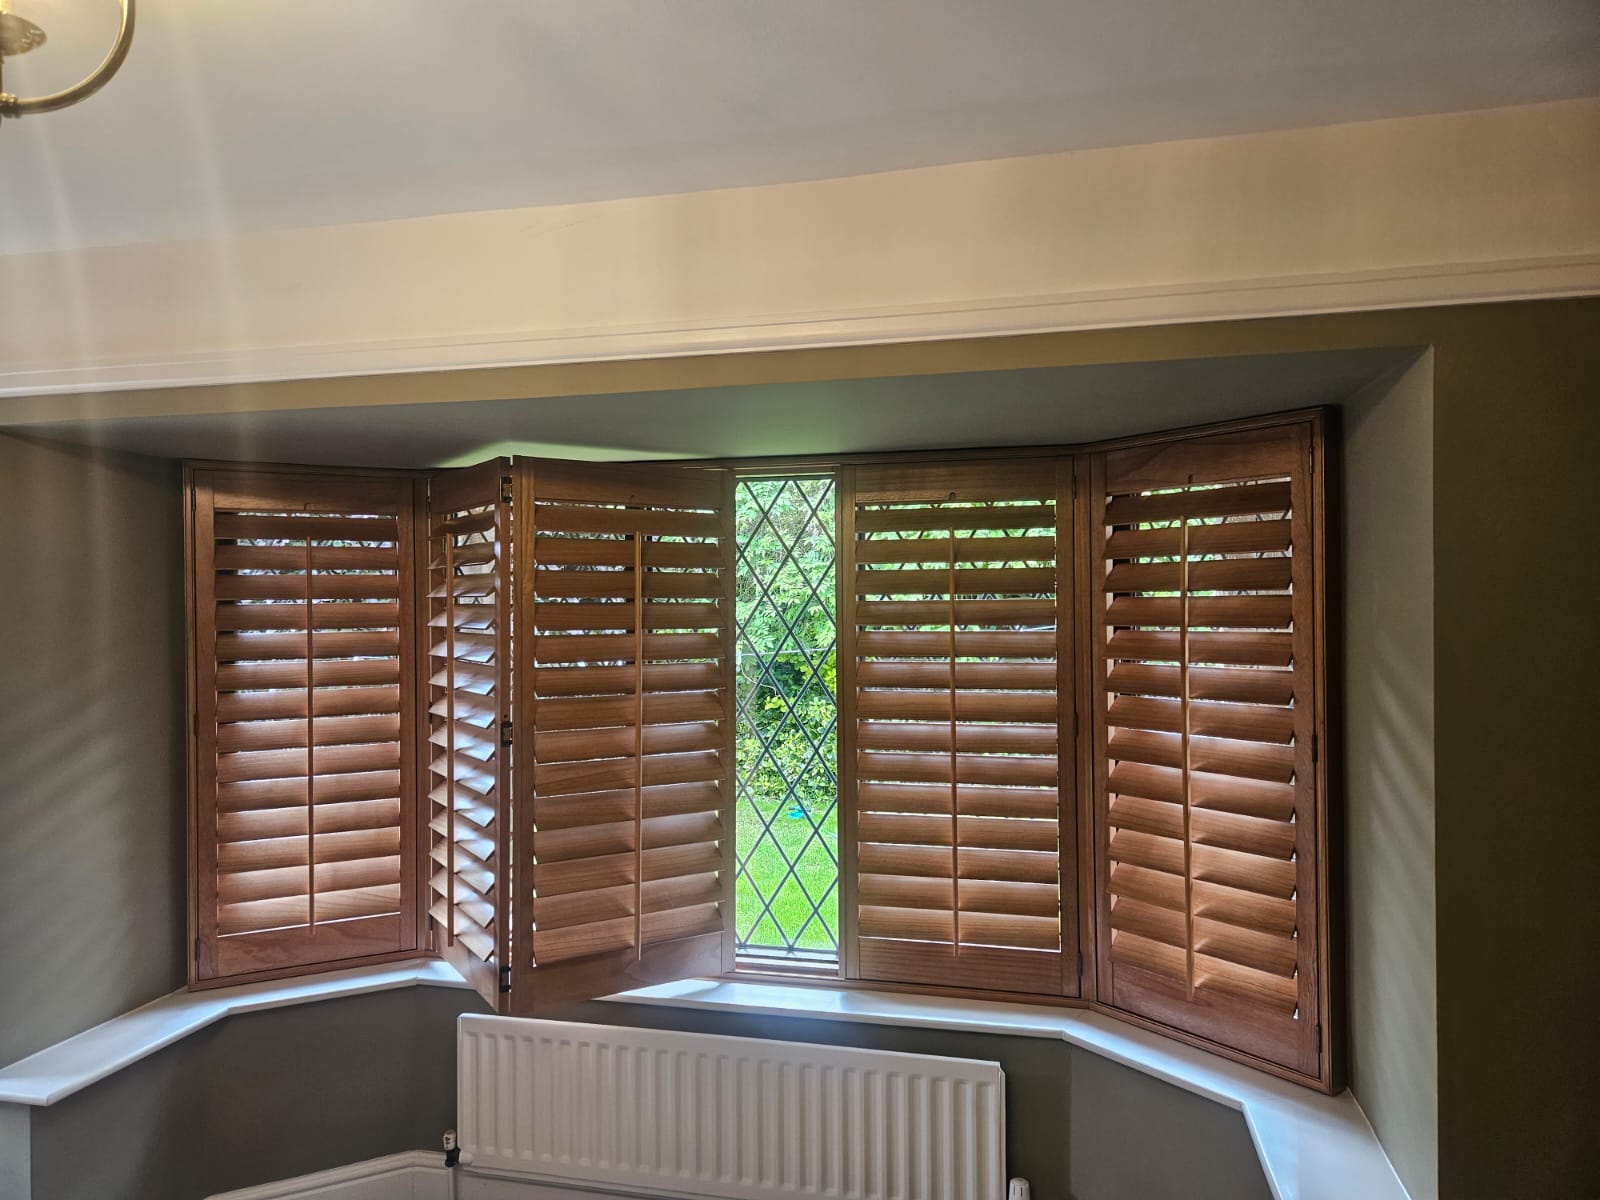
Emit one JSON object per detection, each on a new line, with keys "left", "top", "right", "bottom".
{"left": 511, "top": 459, "right": 737, "bottom": 1007}
{"left": 841, "top": 459, "right": 1076, "bottom": 996}
{"left": 190, "top": 468, "right": 419, "bottom": 985}
{"left": 425, "top": 460, "right": 512, "bottom": 1007}
{"left": 1090, "top": 418, "right": 1326, "bottom": 1081}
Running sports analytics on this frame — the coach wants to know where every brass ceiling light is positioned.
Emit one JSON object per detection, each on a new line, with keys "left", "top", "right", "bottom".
{"left": 0, "top": 0, "right": 134, "bottom": 121}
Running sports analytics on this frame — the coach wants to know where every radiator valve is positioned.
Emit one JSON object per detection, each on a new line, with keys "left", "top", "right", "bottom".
{"left": 443, "top": 1129, "right": 460, "bottom": 1168}
{"left": 1007, "top": 1179, "right": 1031, "bottom": 1200}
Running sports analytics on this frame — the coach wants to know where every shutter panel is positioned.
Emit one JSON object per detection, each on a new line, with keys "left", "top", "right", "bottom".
{"left": 425, "top": 460, "right": 512, "bottom": 1007}
{"left": 510, "top": 459, "right": 737, "bottom": 1007}
{"left": 841, "top": 459, "right": 1077, "bottom": 996}
{"left": 189, "top": 468, "right": 419, "bottom": 985}
{"left": 1090, "top": 417, "right": 1327, "bottom": 1081}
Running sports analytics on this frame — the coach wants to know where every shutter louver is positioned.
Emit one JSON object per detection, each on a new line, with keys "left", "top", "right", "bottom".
{"left": 841, "top": 460, "right": 1076, "bottom": 996}
{"left": 1091, "top": 419, "right": 1326, "bottom": 1078}
{"left": 511, "top": 460, "right": 736, "bottom": 1006}
{"left": 425, "top": 460, "right": 512, "bottom": 1007}
{"left": 190, "top": 469, "right": 419, "bottom": 984}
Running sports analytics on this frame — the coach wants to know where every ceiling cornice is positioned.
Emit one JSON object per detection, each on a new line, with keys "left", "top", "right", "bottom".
{"left": 3, "top": 99, "right": 1597, "bottom": 421}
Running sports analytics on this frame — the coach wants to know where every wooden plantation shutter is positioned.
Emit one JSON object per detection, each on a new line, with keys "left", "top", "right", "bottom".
{"left": 188, "top": 467, "right": 420, "bottom": 985}
{"left": 424, "top": 460, "right": 512, "bottom": 1007}
{"left": 509, "top": 459, "right": 737, "bottom": 1008}
{"left": 840, "top": 459, "right": 1077, "bottom": 996}
{"left": 1089, "top": 416, "right": 1329, "bottom": 1082}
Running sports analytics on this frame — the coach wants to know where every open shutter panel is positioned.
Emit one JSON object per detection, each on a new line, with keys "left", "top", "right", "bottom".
{"left": 1090, "top": 418, "right": 1326, "bottom": 1080}
{"left": 841, "top": 459, "right": 1076, "bottom": 996}
{"left": 511, "top": 459, "right": 737, "bottom": 1008}
{"left": 190, "top": 469, "right": 419, "bottom": 985}
{"left": 425, "top": 460, "right": 513, "bottom": 1007}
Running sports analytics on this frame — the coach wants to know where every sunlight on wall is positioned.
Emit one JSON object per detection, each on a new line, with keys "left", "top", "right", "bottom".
{"left": 1342, "top": 354, "right": 1437, "bottom": 1200}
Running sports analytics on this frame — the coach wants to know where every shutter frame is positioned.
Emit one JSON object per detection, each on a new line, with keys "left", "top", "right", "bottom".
{"left": 840, "top": 458, "right": 1078, "bottom": 997}
{"left": 1088, "top": 414, "right": 1331, "bottom": 1085}
{"left": 509, "top": 457, "right": 738, "bottom": 1010}
{"left": 424, "top": 458, "right": 513, "bottom": 1009}
{"left": 187, "top": 465, "right": 422, "bottom": 988}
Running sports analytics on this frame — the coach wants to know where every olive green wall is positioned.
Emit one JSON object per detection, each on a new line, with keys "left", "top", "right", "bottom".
{"left": 22, "top": 987, "right": 465, "bottom": 1200}
{"left": 0, "top": 435, "right": 186, "bottom": 1068}
{"left": 1425, "top": 301, "right": 1598, "bottom": 1198}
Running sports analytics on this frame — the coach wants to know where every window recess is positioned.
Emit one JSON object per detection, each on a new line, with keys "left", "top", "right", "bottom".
{"left": 183, "top": 409, "right": 1333, "bottom": 1090}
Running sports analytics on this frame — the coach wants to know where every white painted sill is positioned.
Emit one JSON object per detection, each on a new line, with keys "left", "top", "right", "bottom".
{"left": 0, "top": 958, "right": 469, "bottom": 1107}
{"left": 602, "top": 978, "right": 1410, "bottom": 1200}
{"left": 0, "top": 959, "right": 1409, "bottom": 1200}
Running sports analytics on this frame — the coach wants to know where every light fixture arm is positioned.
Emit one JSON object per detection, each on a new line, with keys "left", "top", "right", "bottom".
{"left": 0, "top": 0, "right": 135, "bottom": 119}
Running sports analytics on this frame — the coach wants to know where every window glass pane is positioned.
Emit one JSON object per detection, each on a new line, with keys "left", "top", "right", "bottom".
{"left": 734, "top": 475, "right": 839, "bottom": 962}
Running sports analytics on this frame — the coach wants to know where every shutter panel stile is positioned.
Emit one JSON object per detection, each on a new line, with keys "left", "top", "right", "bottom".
{"left": 511, "top": 460, "right": 737, "bottom": 1008}
{"left": 189, "top": 468, "right": 419, "bottom": 985}
{"left": 1091, "top": 418, "right": 1326, "bottom": 1080}
{"left": 844, "top": 460, "right": 1075, "bottom": 996}
{"left": 425, "top": 460, "right": 512, "bottom": 1007}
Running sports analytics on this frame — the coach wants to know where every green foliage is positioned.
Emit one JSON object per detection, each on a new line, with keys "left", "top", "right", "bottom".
{"left": 734, "top": 477, "right": 839, "bottom": 955}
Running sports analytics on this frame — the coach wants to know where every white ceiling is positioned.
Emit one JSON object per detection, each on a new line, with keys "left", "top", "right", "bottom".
{"left": 2, "top": 0, "right": 1596, "bottom": 255}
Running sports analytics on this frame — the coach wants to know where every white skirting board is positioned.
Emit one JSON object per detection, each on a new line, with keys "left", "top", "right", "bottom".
{"left": 204, "top": 1151, "right": 662, "bottom": 1199}
{"left": 205, "top": 1152, "right": 440, "bottom": 1200}
{"left": 207, "top": 1151, "right": 1012, "bottom": 1200}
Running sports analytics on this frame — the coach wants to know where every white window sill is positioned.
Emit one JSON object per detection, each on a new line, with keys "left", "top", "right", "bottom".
{"left": 0, "top": 958, "right": 469, "bottom": 1107}
{"left": 0, "top": 960, "right": 1409, "bottom": 1200}
{"left": 602, "top": 978, "right": 1411, "bottom": 1200}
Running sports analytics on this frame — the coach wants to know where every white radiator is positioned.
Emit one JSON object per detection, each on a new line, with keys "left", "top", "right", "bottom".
{"left": 457, "top": 1014, "right": 1007, "bottom": 1200}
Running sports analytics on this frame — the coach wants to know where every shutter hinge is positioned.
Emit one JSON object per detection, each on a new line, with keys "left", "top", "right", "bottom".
{"left": 499, "top": 718, "right": 514, "bottom": 747}
{"left": 499, "top": 965, "right": 513, "bottom": 994}
{"left": 1073, "top": 711, "right": 1079, "bottom": 738}
{"left": 1077, "top": 951, "right": 1083, "bottom": 980}
{"left": 1316, "top": 1022, "right": 1323, "bottom": 1056}
{"left": 501, "top": 475, "right": 514, "bottom": 505}
{"left": 1311, "top": 733, "right": 1319, "bottom": 764}
{"left": 194, "top": 936, "right": 202, "bottom": 963}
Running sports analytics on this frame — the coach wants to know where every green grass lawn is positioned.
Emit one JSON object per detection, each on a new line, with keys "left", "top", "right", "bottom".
{"left": 735, "top": 776, "right": 839, "bottom": 954}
